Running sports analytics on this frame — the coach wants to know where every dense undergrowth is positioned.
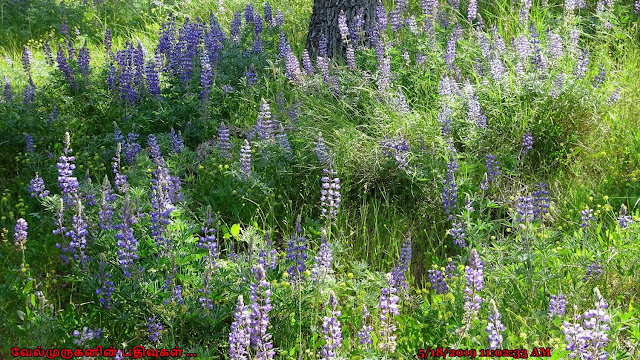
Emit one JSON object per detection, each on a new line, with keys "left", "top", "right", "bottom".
{"left": 1, "top": 0, "right": 640, "bottom": 358}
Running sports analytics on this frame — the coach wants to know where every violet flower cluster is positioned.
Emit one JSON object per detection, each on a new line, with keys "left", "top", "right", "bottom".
{"left": 486, "top": 299, "right": 505, "bottom": 350}
{"left": 358, "top": 304, "right": 373, "bottom": 347}
{"left": 229, "top": 295, "right": 251, "bottom": 360}
{"left": 320, "top": 167, "right": 341, "bottom": 221}
{"left": 549, "top": 294, "right": 566, "bottom": 318}
{"left": 562, "top": 288, "right": 610, "bottom": 360}
{"left": 391, "top": 238, "right": 412, "bottom": 290}
{"left": 381, "top": 135, "right": 410, "bottom": 169}
{"left": 57, "top": 132, "right": 79, "bottom": 206}
{"left": 286, "top": 215, "right": 307, "bottom": 280}
{"left": 379, "top": 273, "right": 400, "bottom": 353}
{"left": 321, "top": 292, "right": 342, "bottom": 360}
{"left": 249, "top": 265, "right": 275, "bottom": 360}
{"left": 29, "top": 174, "right": 49, "bottom": 198}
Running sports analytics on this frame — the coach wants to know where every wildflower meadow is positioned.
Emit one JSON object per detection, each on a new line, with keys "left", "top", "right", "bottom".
{"left": 1, "top": 0, "right": 640, "bottom": 359}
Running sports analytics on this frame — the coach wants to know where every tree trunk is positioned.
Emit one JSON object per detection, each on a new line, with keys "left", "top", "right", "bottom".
{"left": 305, "top": 0, "right": 377, "bottom": 58}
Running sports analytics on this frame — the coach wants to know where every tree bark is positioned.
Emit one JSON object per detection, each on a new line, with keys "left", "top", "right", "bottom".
{"left": 305, "top": 0, "right": 377, "bottom": 58}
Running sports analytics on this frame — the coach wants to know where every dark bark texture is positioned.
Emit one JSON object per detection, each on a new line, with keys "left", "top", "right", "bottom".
{"left": 305, "top": 0, "right": 377, "bottom": 58}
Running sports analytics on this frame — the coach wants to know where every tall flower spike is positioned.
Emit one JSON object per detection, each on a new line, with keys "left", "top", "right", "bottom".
{"left": 618, "top": 204, "right": 633, "bottom": 228}
{"left": 321, "top": 292, "right": 342, "bottom": 360}
{"left": 249, "top": 265, "right": 275, "bottom": 360}
{"left": 57, "top": 132, "right": 79, "bottom": 206}
{"left": 218, "top": 123, "right": 232, "bottom": 160}
{"left": 286, "top": 215, "right": 307, "bottom": 280}
{"left": 14, "top": 218, "right": 28, "bottom": 251}
{"left": 379, "top": 273, "right": 399, "bottom": 353}
{"left": 457, "top": 249, "right": 484, "bottom": 337}
{"left": 391, "top": 238, "right": 411, "bottom": 289}
{"left": 320, "top": 167, "right": 341, "bottom": 221}
{"left": 229, "top": 295, "right": 251, "bottom": 359}
{"left": 486, "top": 299, "right": 505, "bottom": 349}
{"left": 255, "top": 99, "right": 274, "bottom": 141}
{"left": 311, "top": 231, "right": 334, "bottom": 281}
{"left": 240, "top": 140, "right": 252, "bottom": 179}
{"left": 358, "top": 304, "right": 373, "bottom": 347}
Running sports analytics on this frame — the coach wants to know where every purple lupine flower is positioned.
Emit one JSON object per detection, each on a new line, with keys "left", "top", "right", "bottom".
{"left": 245, "top": 64, "right": 258, "bottom": 88}
{"left": 416, "top": 50, "right": 425, "bottom": 65}
{"left": 124, "top": 131, "right": 142, "bottom": 165}
{"left": 320, "top": 167, "right": 341, "bottom": 221}
{"left": 358, "top": 304, "right": 373, "bottom": 347}
{"left": 240, "top": 140, "right": 252, "bottom": 179}
{"left": 584, "top": 260, "right": 603, "bottom": 282}
{"left": 249, "top": 265, "right": 275, "bottom": 360}
{"left": 257, "top": 233, "right": 278, "bottom": 270}
{"left": 230, "top": 12, "right": 242, "bottom": 42}
{"left": 14, "top": 218, "right": 28, "bottom": 251}
{"left": 96, "top": 260, "right": 115, "bottom": 309}
{"left": 522, "top": 132, "right": 534, "bottom": 155}
{"left": 381, "top": 135, "right": 410, "bottom": 169}
{"left": 376, "top": 1, "right": 387, "bottom": 31}
{"left": 25, "top": 133, "right": 34, "bottom": 153}
{"left": 438, "top": 105, "right": 452, "bottom": 136}
{"left": 115, "top": 196, "right": 139, "bottom": 277}
{"left": 198, "top": 207, "right": 217, "bottom": 310}
{"left": 428, "top": 268, "right": 449, "bottom": 294}
{"left": 113, "top": 143, "right": 129, "bottom": 194}
{"left": 72, "top": 327, "right": 102, "bottom": 346}
{"left": 606, "top": 88, "right": 621, "bottom": 106}
{"left": 547, "top": 31, "right": 563, "bottom": 60}
{"left": 338, "top": 10, "right": 349, "bottom": 42}
{"left": 286, "top": 215, "right": 307, "bottom": 280}
{"left": 56, "top": 45, "right": 75, "bottom": 87}
{"left": 486, "top": 299, "right": 505, "bottom": 349}
{"left": 255, "top": 99, "right": 274, "bottom": 141}
{"left": 146, "top": 57, "right": 161, "bottom": 97}
{"left": 78, "top": 41, "right": 90, "bottom": 77}
{"left": 22, "top": 81, "right": 35, "bottom": 107}
{"left": 275, "top": 9, "right": 284, "bottom": 26}
{"left": 618, "top": 204, "right": 633, "bottom": 228}
{"left": 57, "top": 132, "right": 79, "bottom": 205}
{"left": 379, "top": 273, "right": 399, "bottom": 353}
{"left": 468, "top": 0, "right": 478, "bottom": 21}
{"left": 445, "top": 259, "right": 457, "bottom": 280}
{"left": 468, "top": 94, "right": 487, "bottom": 128}
{"left": 450, "top": 222, "right": 466, "bottom": 248}
{"left": 314, "top": 133, "right": 330, "bottom": 165}
{"left": 29, "top": 174, "right": 49, "bottom": 198}
{"left": 444, "top": 36, "right": 457, "bottom": 69}
{"left": 377, "top": 56, "right": 391, "bottom": 92}
{"left": 301, "top": 50, "right": 314, "bottom": 75}
{"left": 200, "top": 56, "right": 213, "bottom": 103}
{"left": 580, "top": 208, "right": 595, "bottom": 229}
{"left": 21, "top": 46, "right": 32, "bottom": 75}
{"left": 442, "top": 153, "right": 458, "bottom": 217}
{"left": 533, "top": 182, "right": 550, "bottom": 220}
{"left": 149, "top": 137, "right": 176, "bottom": 253}
{"left": 104, "top": 29, "right": 112, "bottom": 53}
{"left": 43, "top": 40, "right": 54, "bottom": 65}
{"left": 517, "top": 194, "right": 534, "bottom": 225}
{"left": 391, "top": 238, "right": 412, "bottom": 290}
{"left": 550, "top": 72, "right": 564, "bottom": 99}
{"left": 98, "top": 177, "right": 116, "bottom": 230}
{"left": 549, "top": 294, "right": 566, "bottom": 318}
{"left": 264, "top": 3, "right": 273, "bottom": 25}
{"left": 574, "top": 49, "right": 590, "bottom": 79}
{"left": 485, "top": 155, "right": 500, "bottom": 183}
{"left": 394, "top": 89, "right": 410, "bottom": 113}
{"left": 346, "top": 46, "right": 356, "bottom": 70}
{"left": 457, "top": 249, "right": 483, "bottom": 336}
{"left": 3, "top": 76, "right": 12, "bottom": 103}
{"left": 48, "top": 101, "right": 58, "bottom": 124}
{"left": 388, "top": 10, "right": 401, "bottom": 33}
{"left": 284, "top": 46, "right": 303, "bottom": 85}
{"left": 63, "top": 200, "right": 89, "bottom": 265}
{"left": 169, "top": 128, "right": 184, "bottom": 154}
{"left": 218, "top": 123, "right": 232, "bottom": 160}
{"left": 53, "top": 199, "right": 69, "bottom": 262}
{"left": 321, "top": 291, "right": 342, "bottom": 360}
{"left": 592, "top": 64, "right": 606, "bottom": 88}
{"left": 147, "top": 317, "right": 163, "bottom": 342}
{"left": 163, "top": 264, "right": 183, "bottom": 305}
{"left": 562, "top": 288, "right": 610, "bottom": 360}
{"left": 311, "top": 232, "right": 333, "bottom": 281}
{"left": 229, "top": 295, "right": 251, "bottom": 359}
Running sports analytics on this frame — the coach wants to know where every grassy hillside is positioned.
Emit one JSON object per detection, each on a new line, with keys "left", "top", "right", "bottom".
{"left": 0, "top": 0, "right": 639, "bottom": 358}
